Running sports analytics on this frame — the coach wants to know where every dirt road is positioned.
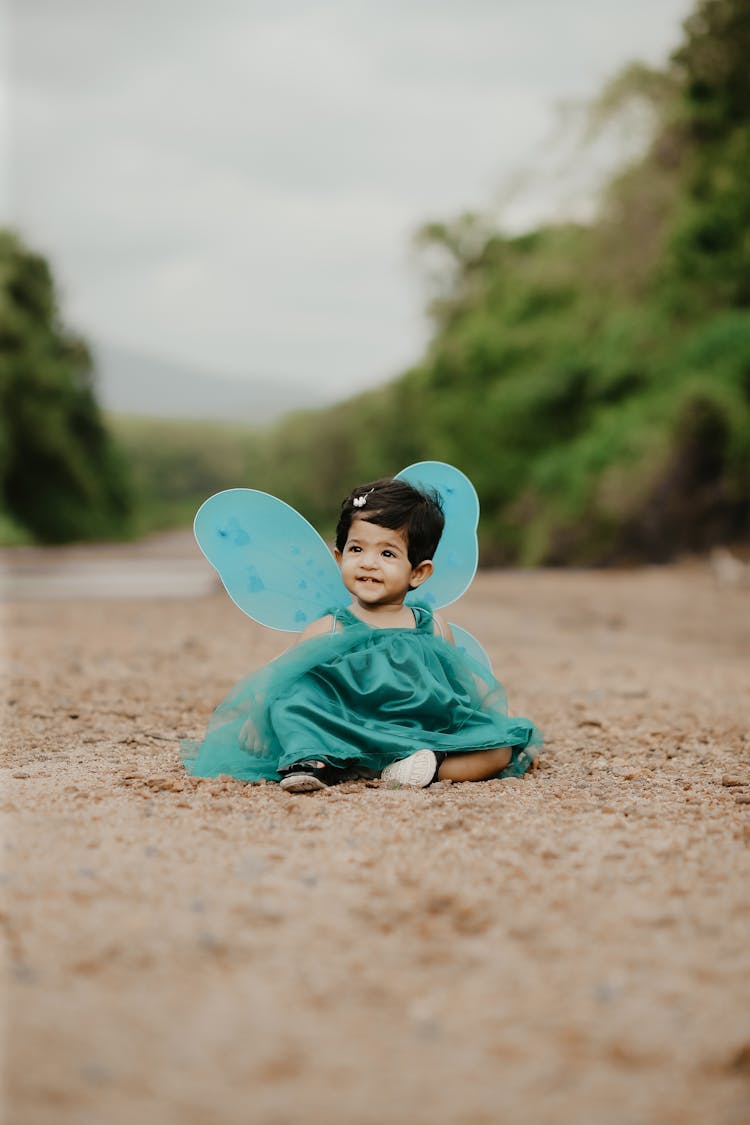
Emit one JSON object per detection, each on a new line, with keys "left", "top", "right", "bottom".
{"left": 3, "top": 545, "right": 750, "bottom": 1124}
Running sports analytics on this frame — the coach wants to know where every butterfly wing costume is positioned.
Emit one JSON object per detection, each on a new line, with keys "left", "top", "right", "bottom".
{"left": 182, "top": 462, "right": 541, "bottom": 781}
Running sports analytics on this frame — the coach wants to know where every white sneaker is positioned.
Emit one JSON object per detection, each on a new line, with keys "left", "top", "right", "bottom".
{"left": 381, "top": 749, "right": 438, "bottom": 788}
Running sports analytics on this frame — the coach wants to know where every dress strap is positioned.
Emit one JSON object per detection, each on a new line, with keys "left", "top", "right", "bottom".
{"left": 412, "top": 605, "right": 441, "bottom": 635}
{"left": 433, "top": 613, "right": 445, "bottom": 639}
{"left": 330, "top": 611, "right": 339, "bottom": 634}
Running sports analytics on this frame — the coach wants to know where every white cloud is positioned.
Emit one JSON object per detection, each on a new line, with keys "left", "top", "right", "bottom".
{"left": 0, "top": 0, "right": 10, "bottom": 216}
{"left": 9, "top": 0, "right": 693, "bottom": 396}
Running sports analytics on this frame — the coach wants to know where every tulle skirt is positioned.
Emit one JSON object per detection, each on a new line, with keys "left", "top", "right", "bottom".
{"left": 182, "top": 623, "right": 542, "bottom": 783}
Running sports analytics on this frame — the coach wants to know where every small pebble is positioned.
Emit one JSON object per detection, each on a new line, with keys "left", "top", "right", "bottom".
{"left": 80, "top": 1061, "right": 112, "bottom": 1086}
{"left": 728, "top": 1043, "right": 750, "bottom": 1074}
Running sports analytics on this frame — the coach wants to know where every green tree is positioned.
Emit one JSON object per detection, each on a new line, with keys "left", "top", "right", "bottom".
{"left": 104, "top": 0, "right": 749, "bottom": 563}
{"left": 666, "top": 0, "right": 750, "bottom": 305}
{"left": 0, "top": 230, "right": 133, "bottom": 542}
{"left": 241, "top": 0, "right": 750, "bottom": 563}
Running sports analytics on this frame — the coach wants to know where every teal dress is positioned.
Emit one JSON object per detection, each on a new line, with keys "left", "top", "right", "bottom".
{"left": 182, "top": 606, "right": 542, "bottom": 782}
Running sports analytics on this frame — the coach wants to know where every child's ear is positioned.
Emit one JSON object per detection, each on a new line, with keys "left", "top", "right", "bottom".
{"left": 334, "top": 548, "right": 342, "bottom": 565}
{"left": 409, "top": 560, "right": 434, "bottom": 589}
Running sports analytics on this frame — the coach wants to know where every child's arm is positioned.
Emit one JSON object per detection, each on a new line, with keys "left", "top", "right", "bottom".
{"left": 296, "top": 615, "right": 335, "bottom": 645}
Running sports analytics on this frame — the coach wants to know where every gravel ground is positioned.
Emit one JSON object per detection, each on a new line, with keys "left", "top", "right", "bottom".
{"left": 2, "top": 552, "right": 750, "bottom": 1125}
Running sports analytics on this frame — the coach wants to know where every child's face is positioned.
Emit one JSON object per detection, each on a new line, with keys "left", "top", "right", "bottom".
{"left": 335, "top": 517, "right": 431, "bottom": 608}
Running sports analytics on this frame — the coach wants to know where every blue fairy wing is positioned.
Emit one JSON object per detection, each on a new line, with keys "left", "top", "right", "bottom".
{"left": 397, "top": 461, "right": 479, "bottom": 611}
{"left": 449, "top": 624, "right": 493, "bottom": 676}
{"left": 194, "top": 489, "right": 348, "bottom": 632}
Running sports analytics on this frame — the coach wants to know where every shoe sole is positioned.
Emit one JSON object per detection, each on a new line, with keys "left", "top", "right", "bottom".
{"left": 279, "top": 773, "right": 328, "bottom": 793}
{"left": 381, "top": 749, "right": 437, "bottom": 788}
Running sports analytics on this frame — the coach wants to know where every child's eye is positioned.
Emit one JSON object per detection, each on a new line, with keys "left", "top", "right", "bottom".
{"left": 348, "top": 545, "right": 361, "bottom": 553}
{"left": 382, "top": 550, "right": 395, "bottom": 558}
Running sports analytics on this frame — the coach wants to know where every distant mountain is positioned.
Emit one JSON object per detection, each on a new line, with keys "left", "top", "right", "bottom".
{"left": 92, "top": 342, "right": 329, "bottom": 423}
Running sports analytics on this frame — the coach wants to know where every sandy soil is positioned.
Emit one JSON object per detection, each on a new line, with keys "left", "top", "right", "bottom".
{"left": 2, "top": 546, "right": 750, "bottom": 1125}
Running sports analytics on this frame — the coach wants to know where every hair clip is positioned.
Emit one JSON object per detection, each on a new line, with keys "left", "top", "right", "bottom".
{"left": 352, "top": 488, "right": 374, "bottom": 509}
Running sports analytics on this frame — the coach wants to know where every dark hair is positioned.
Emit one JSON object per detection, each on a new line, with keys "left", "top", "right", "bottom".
{"left": 335, "top": 478, "right": 444, "bottom": 566}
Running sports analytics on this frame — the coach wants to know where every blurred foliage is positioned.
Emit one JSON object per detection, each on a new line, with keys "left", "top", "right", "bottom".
{"left": 0, "top": 230, "right": 133, "bottom": 543}
{"left": 227, "top": 0, "right": 750, "bottom": 563}
{"left": 109, "top": 415, "right": 254, "bottom": 535}
{"left": 5, "top": 0, "right": 749, "bottom": 563}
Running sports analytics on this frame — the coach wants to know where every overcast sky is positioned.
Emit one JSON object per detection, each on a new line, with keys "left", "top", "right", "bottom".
{"left": 7, "top": 0, "right": 693, "bottom": 399}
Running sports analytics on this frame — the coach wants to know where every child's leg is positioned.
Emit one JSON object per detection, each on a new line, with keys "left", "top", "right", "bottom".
{"left": 437, "top": 746, "right": 511, "bottom": 782}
